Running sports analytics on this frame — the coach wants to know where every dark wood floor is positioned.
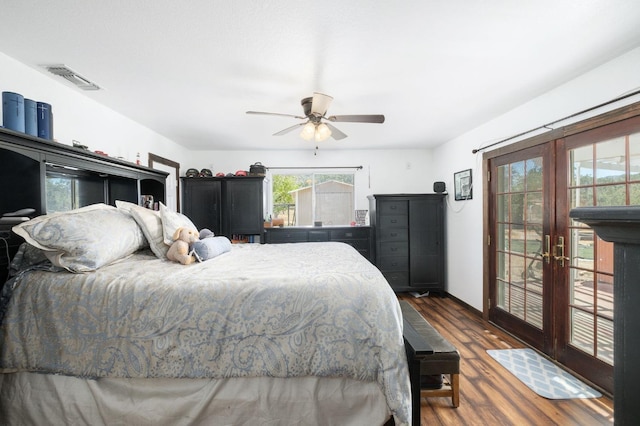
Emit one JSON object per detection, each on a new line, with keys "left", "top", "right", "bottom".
{"left": 398, "top": 293, "right": 614, "bottom": 426}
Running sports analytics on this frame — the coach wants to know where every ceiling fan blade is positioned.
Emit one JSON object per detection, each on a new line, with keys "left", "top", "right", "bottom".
{"left": 327, "top": 114, "right": 385, "bottom": 123}
{"left": 325, "top": 123, "right": 348, "bottom": 140}
{"left": 246, "top": 111, "right": 306, "bottom": 120}
{"left": 311, "top": 92, "right": 333, "bottom": 116}
{"left": 273, "top": 122, "right": 306, "bottom": 136}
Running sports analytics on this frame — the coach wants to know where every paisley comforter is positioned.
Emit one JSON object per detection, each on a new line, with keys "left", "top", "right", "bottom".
{"left": 0, "top": 242, "right": 410, "bottom": 424}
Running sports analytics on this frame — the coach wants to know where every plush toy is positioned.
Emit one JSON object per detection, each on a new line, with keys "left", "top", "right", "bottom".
{"left": 199, "top": 228, "right": 215, "bottom": 239}
{"left": 191, "top": 235, "right": 232, "bottom": 262}
{"left": 166, "top": 226, "right": 199, "bottom": 265}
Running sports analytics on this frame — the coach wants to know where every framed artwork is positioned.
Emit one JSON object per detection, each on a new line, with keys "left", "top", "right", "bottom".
{"left": 454, "top": 169, "right": 472, "bottom": 201}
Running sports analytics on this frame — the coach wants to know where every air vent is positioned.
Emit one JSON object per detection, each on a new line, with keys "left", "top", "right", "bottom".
{"left": 42, "top": 64, "right": 101, "bottom": 91}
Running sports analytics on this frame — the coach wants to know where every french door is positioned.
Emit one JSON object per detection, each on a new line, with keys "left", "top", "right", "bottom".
{"left": 487, "top": 111, "right": 640, "bottom": 394}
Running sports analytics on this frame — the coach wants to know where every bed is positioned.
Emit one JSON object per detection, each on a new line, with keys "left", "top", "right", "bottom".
{"left": 0, "top": 203, "right": 411, "bottom": 425}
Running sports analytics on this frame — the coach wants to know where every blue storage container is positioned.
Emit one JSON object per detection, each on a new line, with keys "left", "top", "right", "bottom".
{"left": 2, "top": 92, "right": 25, "bottom": 132}
{"left": 37, "top": 101, "right": 52, "bottom": 139}
{"left": 24, "top": 98, "right": 37, "bottom": 136}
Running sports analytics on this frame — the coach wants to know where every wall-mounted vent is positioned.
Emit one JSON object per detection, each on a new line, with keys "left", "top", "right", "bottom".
{"left": 42, "top": 64, "right": 101, "bottom": 91}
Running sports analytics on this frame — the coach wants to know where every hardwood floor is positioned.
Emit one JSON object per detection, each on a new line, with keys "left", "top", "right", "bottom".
{"left": 397, "top": 294, "right": 614, "bottom": 426}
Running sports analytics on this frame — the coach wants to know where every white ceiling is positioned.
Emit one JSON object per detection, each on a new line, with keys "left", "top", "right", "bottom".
{"left": 2, "top": 0, "right": 640, "bottom": 151}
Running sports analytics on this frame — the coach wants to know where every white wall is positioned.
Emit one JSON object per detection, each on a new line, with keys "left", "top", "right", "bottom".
{"left": 0, "top": 52, "right": 189, "bottom": 169}
{"left": 432, "top": 46, "right": 640, "bottom": 311}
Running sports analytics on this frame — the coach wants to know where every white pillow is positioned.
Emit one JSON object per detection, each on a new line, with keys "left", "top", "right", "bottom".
{"left": 159, "top": 202, "right": 198, "bottom": 245}
{"left": 115, "top": 200, "right": 168, "bottom": 259}
{"left": 12, "top": 203, "right": 147, "bottom": 273}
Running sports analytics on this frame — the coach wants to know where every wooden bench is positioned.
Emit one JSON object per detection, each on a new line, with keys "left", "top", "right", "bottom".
{"left": 400, "top": 300, "right": 460, "bottom": 424}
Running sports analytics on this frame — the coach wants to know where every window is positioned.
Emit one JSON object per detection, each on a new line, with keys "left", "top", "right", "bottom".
{"left": 271, "top": 172, "right": 355, "bottom": 226}
{"left": 45, "top": 166, "right": 105, "bottom": 213}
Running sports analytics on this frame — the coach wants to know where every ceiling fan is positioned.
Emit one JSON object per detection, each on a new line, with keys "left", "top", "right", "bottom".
{"left": 246, "top": 92, "right": 385, "bottom": 142}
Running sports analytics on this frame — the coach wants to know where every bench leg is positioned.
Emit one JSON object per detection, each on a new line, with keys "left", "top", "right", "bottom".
{"left": 451, "top": 373, "right": 460, "bottom": 408}
{"left": 409, "top": 357, "right": 421, "bottom": 426}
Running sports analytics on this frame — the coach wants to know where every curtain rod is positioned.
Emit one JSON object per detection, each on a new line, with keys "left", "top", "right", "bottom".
{"left": 267, "top": 166, "right": 363, "bottom": 170}
{"left": 472, "top": 88, "right": 640, "bottom": 154}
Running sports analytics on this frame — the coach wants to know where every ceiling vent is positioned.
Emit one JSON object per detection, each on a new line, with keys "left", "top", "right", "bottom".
{"left": 42, "top": 64, "right": 101, "bottom": 91}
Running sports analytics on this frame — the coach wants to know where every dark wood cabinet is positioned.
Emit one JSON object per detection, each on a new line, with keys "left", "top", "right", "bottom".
{"left": 0, "top": 127, "right": 168, "bottom": 285}
{"left": 368, "top": 194, "right": 446, "bottom": 294}
{"left": 182, "top": 178, "right": 222, "bottom": 234}
{"left": 223, "top": 178, "right": 265, "bottom": 236}
{"left": 263, "top": 226, "right": 372, "bottom": 261}
{"left": 182, "top": 176, "right": 264, "bottom": 239}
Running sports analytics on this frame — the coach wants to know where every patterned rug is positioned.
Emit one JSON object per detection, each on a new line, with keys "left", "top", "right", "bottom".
{"left": 487, "top": 348, "right": 602, "bottom": 399}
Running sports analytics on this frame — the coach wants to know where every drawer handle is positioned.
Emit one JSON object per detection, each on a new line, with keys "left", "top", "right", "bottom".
{"left": 390, "top": 205, "right": 397, "bottom": 210}
{"left": 345, "top": 232, "right": 352, "bottom": 237}
{"left": 391, "top": 247, "right": 397, "bottom": 252}
{"left": 390, "top": 219, "right": 397, "bottom": 223}
{"left": 390, "top": 232, "right": 397, "bottom": 237}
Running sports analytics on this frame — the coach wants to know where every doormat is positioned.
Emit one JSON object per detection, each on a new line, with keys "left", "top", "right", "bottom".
{"left": 487, "top": 348, "right": 602, "bottom": 399}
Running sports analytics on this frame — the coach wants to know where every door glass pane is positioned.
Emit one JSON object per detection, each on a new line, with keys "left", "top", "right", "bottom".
{"left": 630, "top": 133, "right": 640, "bottom": 181}
{"left": 511, "top": 285, "right": 525, "bottom": 320}
{"left": 525, "top": 224, "right": 542, "bottom": 257}
{"left": 510, "top": 161, "right": 525, "bottom": 192}
{"left": 497, "top": 280, "right": 509, "bottom": 309}
{"left": 497, "top": 164, "right": 509, "bottom": 192}
{"left": 596, "top": 273, "right": 614, "bottom": 320}
{"left": 497, "top": 194, "right": 509, "bottom": 222}
{"left": 526, "top": 158, "right": 543, "bottom": 191}
{"left": 569, "top": 187, "right": 594, "bottom": 209}
{"left": 511, "top": 194, "right": 525, "bottom": 224}
{"left": 595, "top": 138, "right": 625, "bottom": 184}
{"left": 526, "top": 192, "right": 542, "bottom": 223}
{"left": 597, "top": 317, "right": 614, "bottom": 364}
{"left": 497, "top": 223, "right": 509, "bottom": 251}
{"left": 595, "top": 184, "right": 626, "bottom": 206}
{"left": 497, "top": 252, "right": 509, "bottom": 281}
{"left": 630, "top": 183, "right": 640, "bottom": 204}
{"left": 596, "top": 238, "right": 614, "bottom": 274}
{"left": 570, "top": 145, "right": 594, "bottom": 187}
{"left": 526, "top": 290, "right": 543, "bottom": 328}
{"left": 571, "top": 307, "right": 594, "bottom": 353}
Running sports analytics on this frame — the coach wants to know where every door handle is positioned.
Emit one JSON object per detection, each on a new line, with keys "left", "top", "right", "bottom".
{"left": 553, "top": 236, "right": 570, "bottom": 267}
{"left": 542, "top": 234, "right": 551, "bottom": 264}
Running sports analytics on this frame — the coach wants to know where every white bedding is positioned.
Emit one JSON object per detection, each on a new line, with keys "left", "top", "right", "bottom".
{"left": 0, "top": 242, "right": 410, "bottom": 424}
{"left": 0, "top": 373, "right": 390, "bottom": 425}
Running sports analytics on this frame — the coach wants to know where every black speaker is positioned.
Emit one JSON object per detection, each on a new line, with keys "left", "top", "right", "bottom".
{"left": 433, "top": 181, "right": 446, "bottom": 193}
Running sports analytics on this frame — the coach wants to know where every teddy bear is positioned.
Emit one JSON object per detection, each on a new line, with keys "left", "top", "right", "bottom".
{"left": 166, "top": 226, "right": 200, "bottom": 265}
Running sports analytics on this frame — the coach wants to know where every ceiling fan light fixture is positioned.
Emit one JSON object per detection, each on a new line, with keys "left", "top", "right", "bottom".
{"left": 300, "top": 122, "right": 316, "bottom": 141}
{"left": 311, "top": 92, "right": 333, "bottom": 116}
{"left": 315, "top": 123, "right": 332, "bottom": 142}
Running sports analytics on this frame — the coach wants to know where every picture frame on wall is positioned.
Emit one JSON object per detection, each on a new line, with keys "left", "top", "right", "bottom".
{"left": 454, "top": 169, "right": 472, "bottom": 201}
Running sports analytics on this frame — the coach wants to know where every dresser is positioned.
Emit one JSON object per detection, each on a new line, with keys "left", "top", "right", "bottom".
{"left": 368, "top": 194, "right": 446, "bottom": 294}
{"left": 263, "top": 226, "right": 372, "bottom": 262}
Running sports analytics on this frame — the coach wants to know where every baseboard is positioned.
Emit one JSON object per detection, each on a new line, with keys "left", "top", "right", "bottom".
{"left": 444, "top": 292, "right": 483, "bottom": 318}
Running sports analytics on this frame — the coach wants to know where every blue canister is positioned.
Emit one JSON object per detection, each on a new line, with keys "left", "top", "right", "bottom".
{"left": 24, "top": 98, "right": 37, "bottom": 136}
{"left": 2, "top": 91, "right": 25, "bottom": 132}
{"left": 37, "top": 101, "right": 52, "bottom": 139}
